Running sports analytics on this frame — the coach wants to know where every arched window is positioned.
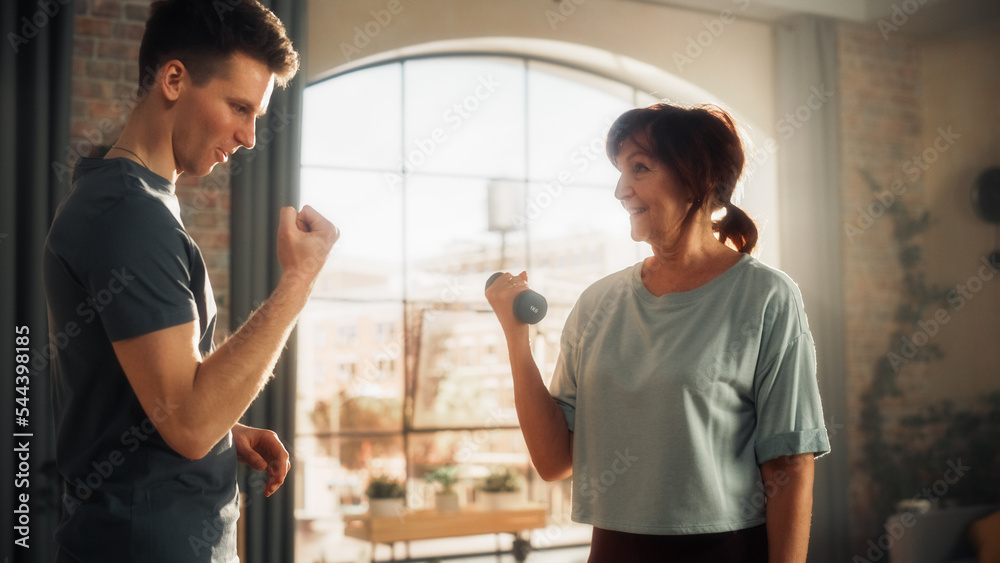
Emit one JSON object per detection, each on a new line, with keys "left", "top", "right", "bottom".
{"left": 295, "top": 55, "right": 654, "bottom": 560}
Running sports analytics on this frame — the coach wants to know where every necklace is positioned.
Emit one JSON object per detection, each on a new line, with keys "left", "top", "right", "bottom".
{"left": 110, "top": 145, "right": 149, "bottom": 169}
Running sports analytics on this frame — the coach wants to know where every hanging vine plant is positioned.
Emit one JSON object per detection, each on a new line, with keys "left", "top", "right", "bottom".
{"left": 858, "top": 170, "right": 1000, "bottom": 525}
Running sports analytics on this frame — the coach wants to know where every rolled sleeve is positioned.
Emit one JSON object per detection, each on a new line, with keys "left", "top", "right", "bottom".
{"left": 755, "top": 428, "right": 831, "bottom": 464}
{"left": 753, "top": 332, "right": 831, "bottom": 464}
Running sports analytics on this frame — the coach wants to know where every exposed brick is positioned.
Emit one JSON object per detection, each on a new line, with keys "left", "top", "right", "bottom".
{"left": 73, "top": 79, "right": 112, "bottom": 99}
{"left": 112, "top": 82, "right": 138, "bottom": 103}
{"left": 69, "top": 123, "right": 119, "bottom": 153}
{"left": 91, "top": 0, "right": 122, "bottom": 18}
{"left": 123, "top": 63, "right": 138, "bottom": 83}
{"left": 69, "top": 119, "right": 99, "bottom": 140}
{"left": 97, "top": 40, "right": 140, "bottom": 61}
{"left": 75, "top": 16, "right": 113, "bottom": 37}
{"left": 113, "top": 21, "right": 145, "bottom": 41}
{"left": 74, "top": 37, "right": 95, "bottom": 57}
{"left": 192, "top": 211, "right": 227, "bottom": 229}
{"left": 71, "top": 99, "right": 88, "bottom": 118}
{"left": 75, "top": 0, "right": 90, "bottom": 16}
{"left": 88, "top": 100, "right": 127, "bottom": 121}
{"left": 191, "top": 188, "right": 220, "bottom": 209}
{"left": 124, "top": 3, "right": 148, "bottom": 21}
{"left": 86, "top": 59, "right": 122, "bottom": 80}
{"left": 73, "top": 56, "right": 88, "bottom": 77}
{"left": 193, "top": 232, "right": 231, "bottom": 251}
{"left": 214, "top": 250, "right": 230, "bottom": 270}
{"left": 176, "top": 175, "right": 201, "bottom": 189}
{"left": 205, "top": 270, "right": 229, "bottom": 292}
{"left": 839, "top": 21, "right": 928, "bottom": 556}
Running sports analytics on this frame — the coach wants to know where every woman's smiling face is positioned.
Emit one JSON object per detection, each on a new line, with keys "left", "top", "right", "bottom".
{"left": 613, "top": 135, "right": 692, "bottom": 247}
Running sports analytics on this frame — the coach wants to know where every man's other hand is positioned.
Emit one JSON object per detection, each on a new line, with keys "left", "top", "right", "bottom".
{"left": 232, "top": 423, "right": 291, "bottom": 497}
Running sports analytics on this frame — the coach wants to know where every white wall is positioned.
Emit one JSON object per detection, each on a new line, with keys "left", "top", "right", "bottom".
{"left": 307, "top": 1, "right": 772, "bottom": 119}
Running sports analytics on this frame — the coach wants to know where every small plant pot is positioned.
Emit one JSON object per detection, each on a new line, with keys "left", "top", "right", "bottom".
{"left": 435, "top": 492, "right": 460, "bottom": 513}
{"left": 479, "top": 491, "right": 523, "bottom": 511}
{"left": 369, "top": 498, "right": 404, "bottom": 518}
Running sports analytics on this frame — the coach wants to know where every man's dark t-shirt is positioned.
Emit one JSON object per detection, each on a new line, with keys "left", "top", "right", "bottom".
{"left": 43, "top": 158, "right": 238, "bottom": 563}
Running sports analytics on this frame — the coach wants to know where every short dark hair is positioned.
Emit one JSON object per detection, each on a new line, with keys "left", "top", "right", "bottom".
{"left": 607, "top": 103, "right": 758, "bottom": 254}
{"left": 138, "top": 0, "right": 300, "bottom": 93}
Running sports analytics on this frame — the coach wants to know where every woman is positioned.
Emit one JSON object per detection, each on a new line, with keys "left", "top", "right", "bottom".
{"left": 486, "top": 103, "right": 830, "bottom": 563}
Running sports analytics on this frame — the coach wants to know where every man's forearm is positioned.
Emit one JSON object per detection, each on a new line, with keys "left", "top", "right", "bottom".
{"left": 179, "top": 275, "right": 313, "bottom": 455}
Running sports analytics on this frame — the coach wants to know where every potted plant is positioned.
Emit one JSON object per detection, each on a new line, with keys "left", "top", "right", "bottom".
{"left": 365, "top": 475, "right": 406, "bottom": 518}
{"left": 424, "top": 465, "right": 460, "bottom": 513}
{"left": 477, "top": 466, "right": 523, "bottom": 510}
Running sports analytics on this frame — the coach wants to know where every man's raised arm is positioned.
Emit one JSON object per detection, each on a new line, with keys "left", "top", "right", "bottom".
{"left": 112, "top": 205, "right": 337, "bottom": 459}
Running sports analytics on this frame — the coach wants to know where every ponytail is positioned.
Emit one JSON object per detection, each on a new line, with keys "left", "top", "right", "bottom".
{"left": 715, "top": 202, "right": 758, "bottom": 254}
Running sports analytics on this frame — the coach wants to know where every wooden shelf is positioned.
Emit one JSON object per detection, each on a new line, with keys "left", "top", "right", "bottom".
{"left": 345, "top": 505, "right": 547, "bottom": 544}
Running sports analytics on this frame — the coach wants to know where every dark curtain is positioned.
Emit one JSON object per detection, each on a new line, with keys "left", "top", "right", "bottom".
{"left": 0, "top": 1, "right": 74, "bottom": 562}
{"left": 775, "top": 15, "right": 850, "bottom": 563}
{"left": 229, "top": 1, "right": 306, "bottom": 561}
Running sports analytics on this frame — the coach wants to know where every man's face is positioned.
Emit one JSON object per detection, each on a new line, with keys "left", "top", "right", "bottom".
{"left": 173, "top": 52, "right": 275, "bottom": 177}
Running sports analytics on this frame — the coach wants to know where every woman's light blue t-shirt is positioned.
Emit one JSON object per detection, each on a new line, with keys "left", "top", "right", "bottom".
{"left": 549, "top": 254, "right": 830, "bottom": 535}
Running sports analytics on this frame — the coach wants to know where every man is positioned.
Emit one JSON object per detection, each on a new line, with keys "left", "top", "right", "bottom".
{"left": 42, "top": 1, "right": 337, "bottom": 561}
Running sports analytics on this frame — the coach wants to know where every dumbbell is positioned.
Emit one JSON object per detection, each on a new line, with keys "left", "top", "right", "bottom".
{"left": 485, "top": 272, "right": 547, "bottom": 324}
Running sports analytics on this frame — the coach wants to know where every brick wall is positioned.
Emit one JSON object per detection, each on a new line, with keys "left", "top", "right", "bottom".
{"left": 70, "top": 0, "right": 231, "bottom": 340}
{"left": 838, "top": 23, "right": 926, "bottom": 552}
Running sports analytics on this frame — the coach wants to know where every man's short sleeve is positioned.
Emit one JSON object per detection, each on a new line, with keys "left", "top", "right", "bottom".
{"left": 79, "top": 196, "right": 199, "bottom": 342}
{"left": 753, "top": 300, "right": 831, "bottom": 465}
